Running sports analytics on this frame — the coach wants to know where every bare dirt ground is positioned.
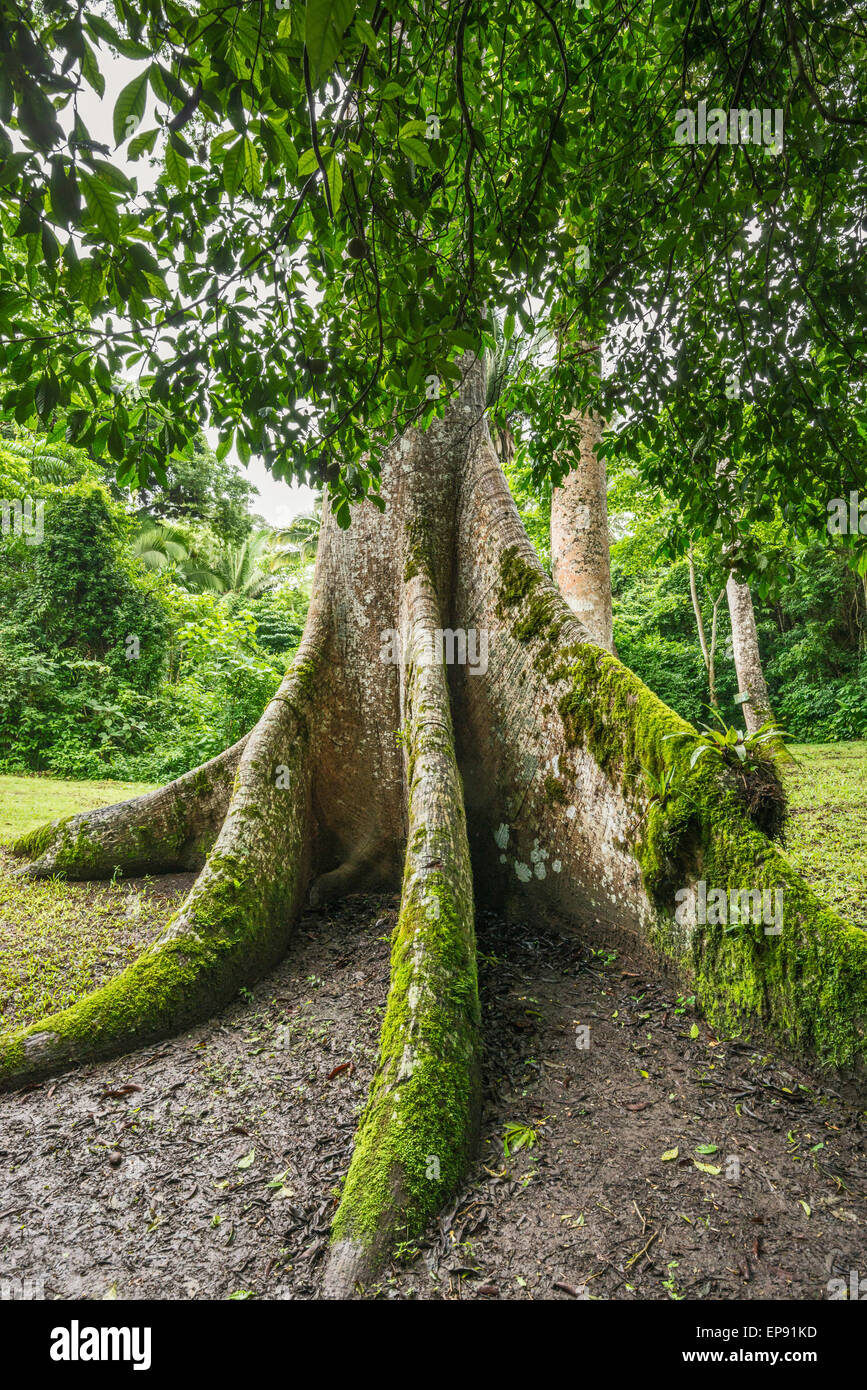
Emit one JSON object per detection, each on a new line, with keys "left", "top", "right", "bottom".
{"left": 1, "top": 883, "right": 865, "bottom": 1302}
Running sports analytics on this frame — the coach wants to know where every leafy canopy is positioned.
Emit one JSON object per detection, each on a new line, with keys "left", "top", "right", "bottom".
{"left": 0, "top": 0, "right": 864, "bottom": 533}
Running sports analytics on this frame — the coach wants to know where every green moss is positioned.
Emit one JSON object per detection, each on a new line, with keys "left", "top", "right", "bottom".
{"left": 543, "top": 775, "right": 567, "bottom": 805}
{"left": 497, "top": 544, "right": 867, "bottom": 1082}
{"left": 403, "top": 516, "right": 434, "bottom": 583}
{"left": 0, "top": 829, "right": 302, "bottom": 1087}
{"left": 10, "top": 816, "right": 73, "bottom": 861}
{"left": 331, "top": 641, "right": 480, "bottom": 1264}
{"left": 290, "top": 653, "right": 318, "bottom": 701}
{"left": 12, "top": 809, "right": 190, "bottom": 879}
{"left": 331, "top": 867, "right": 480, "bottom": 1252}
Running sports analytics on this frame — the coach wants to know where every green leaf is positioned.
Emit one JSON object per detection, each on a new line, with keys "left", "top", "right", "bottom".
{"left": 49, "top": 159, "right": 80, "bottom": 226}
{"left": 323, "top": 152, "right": 342, "bottom": 212}
{"left": 78, "top": 172, "right": 120, "bottom": 243}
{"left": 243, "top": 138, "right": 261, "bottom": 196}
{"left": 165, "top": 141, "right": 189, "bottom": 192}
{"left": 297, "top": 148, "right": 340, "bottom": 210}
{"left": 128, "top": 128, "right": 159, "bottom": 160}
{"left": 398, "top": 135, "right": 435, "bottom": 169}
{"left": 354, "top": 17, "right": 378, "bottom": 50}
{"left": 297, "top": 147, "right": 320, "bottom": 177}
{"left": 18, "top": 87, "right": 63, "bottom": 150}
{"left": 113, "top": 69, "right": 150, "bottom": 147}
{"left": 305, "top": 0, "right": 356, "bottom": 85}
{"left": 81, "top": 40, "right": 105, "bottom": 98}
{"left": 222, "top": 138, "right": 246, "bottom": 198}
{"left": 41, "top": 222, "right": 60, "bottom": 270}
{"left": 86, "top": 14, "right": 152, "bottom": 59}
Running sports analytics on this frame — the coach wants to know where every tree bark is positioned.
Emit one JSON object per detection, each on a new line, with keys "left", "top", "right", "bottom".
{"left": 3, "top": 360, "right": 866, "bottom": 1296}
{"left": 726, "top": 573, "right": 774, "bottom": 732}
{"left": 550, "top": 409, "right": 616, "bottom": 653}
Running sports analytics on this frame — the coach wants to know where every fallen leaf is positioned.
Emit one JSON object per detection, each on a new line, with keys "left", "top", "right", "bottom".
{"left": 661, "top": 1147, "right": 679, "bottom": 1161}
{"left": 693, "top": 1160, "right": 722, "bottom": 1175}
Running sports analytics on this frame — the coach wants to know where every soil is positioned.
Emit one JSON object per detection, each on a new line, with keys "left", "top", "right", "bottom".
{"left": 1, "top": 884, "right": 865, "bottom": 1302}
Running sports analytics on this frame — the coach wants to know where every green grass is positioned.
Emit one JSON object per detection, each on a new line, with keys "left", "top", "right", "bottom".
{"left": 0, "top": 773, "right": 156, "bottom": 845}
{"left": 784, "top": 742, "right": 867, "bottom": 929}
{"left": 0, "top": 867, "right": 185, "bottom": 1031}
{"left": 0, "top": 773, "right": 179, "bottom": 1034}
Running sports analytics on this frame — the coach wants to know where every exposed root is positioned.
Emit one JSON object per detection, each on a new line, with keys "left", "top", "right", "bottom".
{"left": 323, "top": 561, "right": 481, "bottom": 1297}
{"left": 10, "top": 738, "right": 247, "bottom": 880}
{"left": 0, "top": 649, "right": 322, "bottom": 1091}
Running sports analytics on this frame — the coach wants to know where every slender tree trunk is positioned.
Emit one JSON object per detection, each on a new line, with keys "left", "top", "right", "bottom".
{"left": 687, "top": 549, "right": 725, "bottom": 712}
{"left": 550, "top": 409, "right": 616, "bottom": 653}
{"left": 4, "top": 360, "right": 867, "bottom": 1296}
{"left": 726, "top": 573, "right": 774, "bottom": 732}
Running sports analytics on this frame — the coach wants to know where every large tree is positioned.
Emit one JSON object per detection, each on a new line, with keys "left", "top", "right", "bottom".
{"left": 2, "top": 0, "right": 867, "bottom": 1295}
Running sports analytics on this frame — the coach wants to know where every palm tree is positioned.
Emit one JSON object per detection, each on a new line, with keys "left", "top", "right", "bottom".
{"left": 131, "top": 518, "right": 300, "bottom": 600}
{"left": 207, "top": 529, "right": 292, "bottom": 601}
{"left": 130, "top": 521, "right": 193, "bottom": 572}
{"left": 270, "top": 494, "right": 322, "bottom": 566}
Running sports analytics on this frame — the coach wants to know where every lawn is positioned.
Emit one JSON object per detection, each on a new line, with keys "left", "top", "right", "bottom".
{"left": 0, "top": 773, "right": 178, "bottom": 1032}
{"left": 784, "top": 742, "right": 867, "bottom": 929}
{"left": 0, "top": 773, "right": 156, "bottom": 845}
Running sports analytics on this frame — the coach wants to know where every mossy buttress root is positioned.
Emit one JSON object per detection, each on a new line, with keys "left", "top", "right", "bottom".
{"left": 323, "top": 561, "right": 481, "bottom": 1296}
{"left": 496, "top": 542, "right": 867, "bottom": 1084}
{"left": 0, "top": 661, "right": 318, "bottom": 1091}
{"left": 9, "top": 738, "right": 248, "bottom": 880}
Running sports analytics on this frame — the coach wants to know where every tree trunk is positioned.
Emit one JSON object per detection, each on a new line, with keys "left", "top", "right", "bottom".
{"left": 3, "top": 361, "right": 867, "bottom": 1296}
{"left": 550, "top": 409, "right": 616, "bottom": 653}
{"left": 687, "top": 550, "right": 726, "bottom": 712}
{"left": 726, "top": 573, "right": 774, "bottom": 732}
